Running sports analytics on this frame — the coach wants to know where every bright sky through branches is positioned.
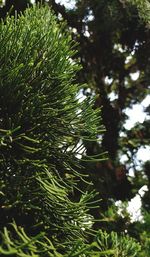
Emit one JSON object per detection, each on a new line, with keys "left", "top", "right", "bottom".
{"left": 55, "top": 0, "right": 76, "bottom": 9}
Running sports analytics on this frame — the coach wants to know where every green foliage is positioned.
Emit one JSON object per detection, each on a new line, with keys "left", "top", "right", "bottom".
{"left": 0, "top": 222, "right": 59, "bottom": 257}
{"left": 0, "top": 3, "right": 147, "bottom": 256}
{"left": 126, "top": 0, "right": 150, "bottom": 25}
{"left": 0, "top": 4, "right": 103, "bottom": 254}
{"left": 135, "top": 212, "right": 150, "bottom": 257}
{"left": 92, "top": 230, "right": 141, "bottom": 257}
{"left": 0, "top": 222, "right": 141, "bottom": 257}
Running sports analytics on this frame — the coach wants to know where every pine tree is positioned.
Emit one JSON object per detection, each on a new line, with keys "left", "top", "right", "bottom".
{"left": 0, "top": 5, "right": 141, "bottom": 256}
